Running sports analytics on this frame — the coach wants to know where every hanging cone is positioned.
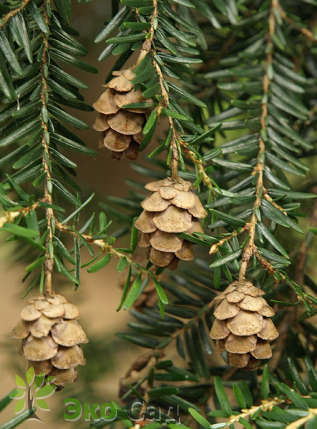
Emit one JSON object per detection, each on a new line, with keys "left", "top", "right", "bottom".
{"left": 134, "top": 177, "right": 207, "bottom": 268}
{"left": 93, "top": 67, "right": 150, "bottom": 160}
{"left": 210, "top": 280, "right": 278, "bottom": 369}
{"left": 12, "top": 294, "right": 87, "bottom": 387}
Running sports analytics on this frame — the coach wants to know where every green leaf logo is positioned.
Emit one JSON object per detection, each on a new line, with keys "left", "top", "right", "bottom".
{"left": 12, "top": 367, "right": 56, "bottom": 416}
{"left": 36, "top": 399, "right": 49, "bottom": 411}
{"left": 26, "top": 367, "right": 35, "bottom": 385}
{"left": 14, "top": 398, "right": 26, "bottom": 414}
{"left": 35, "top": 384, "right": 55, "bottom": 399}
{"left": 15, "top": 375, "right": 26, "bottom": 388}
{"left": 9, "top": 388, "right": 25, "bottom": 400}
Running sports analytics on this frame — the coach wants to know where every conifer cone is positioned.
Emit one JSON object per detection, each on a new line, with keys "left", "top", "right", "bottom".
{"left": 135, "top": 177, "right": 207, "bottom": 269}
{"left": 210, "top": 280, "right": 279, "bottom": 369}
{"left": 93, "top": 68, "right": 147, "bottom": 160}
{"left": 12, "top": 294, "right": 87, "bottom": 387}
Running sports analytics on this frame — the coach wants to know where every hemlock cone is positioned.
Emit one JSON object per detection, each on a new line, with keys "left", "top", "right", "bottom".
{"left": 12, "top": 294, "right": 87, "bottom": 386}
{"left": 135, "top": 177, "right": 207, "bottom": 268}
{"left": 210, "top": 280, "right": 279, "bottom": 369}
{"left": 93, "top": 68, "right": 147, "bottom": 160}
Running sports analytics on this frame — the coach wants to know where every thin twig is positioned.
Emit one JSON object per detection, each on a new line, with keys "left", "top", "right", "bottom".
{"left": 0, "top": 202, "right": 40, "bottom": 229}
{"left": 255, "top": 249, "right": 282, "bottom": 281}
{"left": 285, "top": 408, "right": 317, "bottom": 428}
{"left": 54, "top": 219, "right": 155, "bottom": 278}
{"left": 0, "top": 0, "right": 32, "bottom": 29}
{"left": 180, "top": 143, "right": 214, "bottom": 193}
{"left": 152, "top": 59, "right": 179, "bottom": 180}
{"left": 226, "top": 398, "right": 287, "bottom": 427}
{"left": 209, "top": 224, "right": 249, "bottom": 255}
{"left": 263, "top": 188, "right": 288, "bottom": 216}
{"left": 137, "top": 0, "right": 179, "bottom": 178}
{"left": 239, "top": 0, "right": 277, "bottom": 281}
{"left": 277, "top": 3, "right": 317, "bottom": 43}
{"left": 138, "top": 0, "right": 216, "bottom": 186}
{"left": 40, "top": 1, "right": 54, "bottom": 296}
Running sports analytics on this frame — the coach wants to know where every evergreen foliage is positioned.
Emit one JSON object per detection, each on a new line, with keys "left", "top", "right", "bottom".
{"left": 0, "top": 0, "right": 317, "bottom": 428}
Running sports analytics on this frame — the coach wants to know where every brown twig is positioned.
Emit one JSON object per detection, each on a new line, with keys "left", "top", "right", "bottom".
{"left": 277, "top": 3, "right": 317, "bottom": 43}
{"left": 0, "top": 202, "right": 40, "bottom": 229}
{"left": 225, "top": 398, "right": 287, "bottom": 427}
{"left": 209, "top": 224, "right": 249, "bottom": 255}
{"left": 54, "top": 219, "right": 161, "bottom": 281}
{"left": 40, "top": 1, "right": 54, "bottom": 296}
{"left": 138, "top": 0, "right": 216, "bottom": 187}
{"left": 286, "top": 409, "right": 317, "bottom": 428}
{"left": 136, "top": 0, "right": 179, "bottom": 179}
{"left": 255, "top": 249, "right": 281, "bottom": 281}
{"left": 136, "top": 0, "right": 157, "bottom": 65}
{"left": 0, "top": 0, "right": 32, "bottom": 29}
{"left": 239, "top": 0, "right": 277, "bottom": 281}
{"left": 55, "top": 219, "right": 133, "bottom": 263}
{"left": 152, "top": 59, "right": 179, "bottom": 180}
{"left": 180, "top": 143, "right": 214, "bottom": 192}
{"left": 263, "top": 189, "right": 288, "bottom": 216}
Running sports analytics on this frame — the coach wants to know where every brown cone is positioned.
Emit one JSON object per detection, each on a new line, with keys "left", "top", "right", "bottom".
{"left": 93, "top": 67, "right": 149, "bottom": 159}
{"left": 135, "top": 177, "right": 206, "bottom": 268}
{"left": 210, "top": 280, "right": 278, "bottom": 369}
{"left": 12, "top": 294, "right": 87, "bottom": 387}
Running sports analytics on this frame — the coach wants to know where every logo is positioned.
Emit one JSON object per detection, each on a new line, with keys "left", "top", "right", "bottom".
{"left": 10, "top": 367, "right": 56, "bottom": 420}
{"left": 8, "top": 371, "right": 181, "bottom": 425}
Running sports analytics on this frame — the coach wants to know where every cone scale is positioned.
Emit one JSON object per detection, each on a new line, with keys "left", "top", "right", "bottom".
{"left": 93, "top": 68, "right": 148, "bottom": 160}
{"left": 210, "top": 280, "right": 279, "bottom": 369}
{"left": 12, "top": 294, "right": 87, "bottom": 387}
{"left": 135, "top": 177, "right": 207, "bottom": 269}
